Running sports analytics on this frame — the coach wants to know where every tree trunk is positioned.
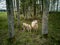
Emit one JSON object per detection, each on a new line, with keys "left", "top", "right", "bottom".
{"left": 51, "top": 0, "right": 53, "bottom": 11}
{"left": 6, "top": 0, "right": 15, "bottom": 38}
{"left": 42, "top": 0, "right": 43, "bottom": 13}
{"left": 57, "top": 0, "right": 59, "bottom": 12}
{"left": 16, "top": 0, "right": 20, "bottom": 30}
{"left": 42, "top": 0, "right": 49, "bottom": 37}
{"left": 34, "top": 0, "right": 36, "bottom": 16}
{"left": 23, "top": 4, "right": 25, "bottom": 16}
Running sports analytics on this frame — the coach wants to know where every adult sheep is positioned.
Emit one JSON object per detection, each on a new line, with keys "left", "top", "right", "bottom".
{"left": 31, "top": 20, "right": 38, "bottom": 32}
{"left": 22, "top": 20, "right": 38, "bottom": 32}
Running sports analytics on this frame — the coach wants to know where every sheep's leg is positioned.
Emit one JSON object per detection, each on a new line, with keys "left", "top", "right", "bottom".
{"left": 22, "top": 26, "right": 25, "bottom": 32}
{"left": 28, "top": 29, "right": 30, "bottom": 32}
{"left": 30, "top": 29, "right": 31, "bottom": 33}
{"left": 34, "top": 29, "right": 37, "bottom": 33}
{"left": 36, "top": 30, "right": 37, "bottom": 33}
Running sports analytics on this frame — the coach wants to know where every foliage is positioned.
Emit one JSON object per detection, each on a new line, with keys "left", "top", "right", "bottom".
{"left": 0, "top": 12, "right": 60, "bottom": 45}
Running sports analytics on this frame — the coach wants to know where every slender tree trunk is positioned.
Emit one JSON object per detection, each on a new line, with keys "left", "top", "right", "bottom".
{"left": 13, "top": 0, "right": 15, "bottom": 9}
{"left": 51, "top": 0, "right": 53, "bottom": 11}
{"left": 42, "top": 0, "right": 43, "bottom": 13}
{"left": 39, "top": 0, "right": 42, "bottom": 13}
{"left": 52, "top": 0, "right": 55, "bottom": 11}
{"left": 16, "top": 0, "right": 20, "bottom": 30}
{"left": 57, "top": 0, "right": 59, "bottom": 12}
{"left": 42, "top": 0, "right": 49, "bottom": 37}
{"left": 6, "top": 0, "right": 15, "bottom": 38}
{"left": 23, "top": 4, "right": 25, "bottom": 16}
{"left": 41, "top": 0, "right": 42, "bottom": 12}
{"left": 34, "top": 0, "right": 36, "bottom": 16}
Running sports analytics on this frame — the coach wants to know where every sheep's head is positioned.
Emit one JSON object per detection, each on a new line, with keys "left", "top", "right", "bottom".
{"left": 31, "top": 20, "right": 38, "bottom": 27}
{"left": 34, "top": 20, "right": 38, "bottom": 24}
{"left": 32, "top": 20, "right": 38, "bottom": 24}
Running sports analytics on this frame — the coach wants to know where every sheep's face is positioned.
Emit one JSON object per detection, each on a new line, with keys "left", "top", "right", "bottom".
{"left": 34, "top": 20, "right": 38, "bottom": 24}
{"left": 32, "top": 20, "right": 38, "bottom": 24}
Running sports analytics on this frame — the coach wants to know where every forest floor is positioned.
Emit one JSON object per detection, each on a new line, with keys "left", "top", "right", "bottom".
{"left": 0, "top": 12, "right": 60, "bottom": 45}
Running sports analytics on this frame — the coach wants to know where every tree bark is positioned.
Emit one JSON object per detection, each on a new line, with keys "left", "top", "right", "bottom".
{"left": 6, "top": 0, "right": 15, "bottom": 38}
{"left": 16, "top": 0, "right": 20, "bottom": 30}
{"left": 23, "top": 4, "right": 25, "bottom": 16}
{"left": 34, "top": 0, "right": 36, "bottom": 16}
{"left": 42, "top": 0, "right": 49, "bottom": 36}
{"left": 57, "top": 0, "right": 59, "bottom": 11}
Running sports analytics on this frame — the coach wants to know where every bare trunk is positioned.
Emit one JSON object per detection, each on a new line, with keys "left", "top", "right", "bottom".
{"left": 57, "top": 0, "right": 59, "bottom": 11}
{"left": 16, "top": 0, "right": 20, "bottom": 30}
{"left": 34, "top": 0, "right": 36, "bottom": 16}
{"left": 6, "top": 0, "right": 15, "bottom": 38}
{"left": 23, "top": 5, "right": 25, "bottom": 16}
{"left": 51, "top": 0, "right": 53, "bottom": 11}
{"left": 42, "top": 0, "right": 49, "bottom": 36}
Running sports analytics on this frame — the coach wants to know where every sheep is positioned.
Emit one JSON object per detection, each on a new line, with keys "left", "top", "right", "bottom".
{"left": 22, "top": 20, "right": 38, "bottom": 32}
{"left": 31, "top": 20, "right": 38, "bottom": 32}
{"left": 22, "top": 23, "right": 31, "bottom": 32}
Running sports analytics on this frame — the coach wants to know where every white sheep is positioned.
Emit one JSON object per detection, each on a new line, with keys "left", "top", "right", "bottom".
{"left": 31, "top": 20, "right": 38, "bottom": 32}
{"left": 22, "top": 23, "right": 31, "bottom": 32}
{"left": 22, "top": 20, "right": 38, "bottom": 32}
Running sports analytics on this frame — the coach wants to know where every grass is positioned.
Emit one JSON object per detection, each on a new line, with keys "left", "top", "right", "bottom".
{"left": 0, "top": 12, "right": 60, "bottom": 45}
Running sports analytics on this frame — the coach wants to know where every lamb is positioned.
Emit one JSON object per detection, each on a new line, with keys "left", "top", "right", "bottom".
{"left": 22, "top": 23, "right": 31, "bottom": 32}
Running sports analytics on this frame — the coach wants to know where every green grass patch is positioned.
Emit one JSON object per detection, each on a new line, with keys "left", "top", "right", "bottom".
{"left": 0, "top": 12, "right": 60, "bottom": 45}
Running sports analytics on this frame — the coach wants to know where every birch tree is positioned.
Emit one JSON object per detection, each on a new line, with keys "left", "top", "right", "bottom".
{"left": 16, "top": 0, "right": 20, "bottom": 30}
{"left": 6, "top": 0, "right": 15, "bottom": 38}
{"left": 56, "top": 0, "right": 59, "bottom": 11}
{"left": 51, "top": 0, "right": 57, "bottom": 11}
{"left": 33, "top": 0, "right": 36, "bottom": 16}
{"left": 21, "top": 0, "right": 25, "bottom": 16}
{"left": 42, "top": 0, "right": 49, "bottom": 37}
